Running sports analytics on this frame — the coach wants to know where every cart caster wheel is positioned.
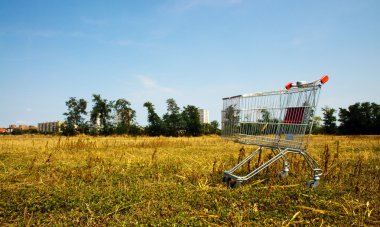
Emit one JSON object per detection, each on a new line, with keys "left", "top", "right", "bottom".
{"left": 228, "top": 180, "right": 241, "bottom": 189}
{"left": 222, "top": 176, "right": 231, "bottom": 183}
{"left": 306, "top": 180, "right": 319, "bottom": 188}
{"left": 278, "top": 171, "right": 289, "bottom": 178}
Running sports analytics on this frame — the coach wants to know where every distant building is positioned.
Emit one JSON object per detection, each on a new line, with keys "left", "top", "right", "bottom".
{"left": 4, "top": 124, "right": 37, "bottom": 133}
{"left": 0, "top": 128, "right": 7, "bottom": 133}
{"left": 198, "top": 109, "right": 209, "bottom": 124}
{"left": 18, "top": 125, "right": 28, "bottom": 130}
{"left": 38, "top": 121, "right": 63, "bottom": 133}
{"left": 28, "top": 125, "right": 37, "bottom": 130}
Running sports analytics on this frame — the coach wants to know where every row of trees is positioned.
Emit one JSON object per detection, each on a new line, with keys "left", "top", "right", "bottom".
{"left": 221, "top": 102, "right": 379, "bottom": 136}
{"left": 62, "top": 95, "right": 220, "bottom": 136}
{"left": 314, "top": 102, "right": 380, "bottom": 135}
{"left": 143, "top": 99, "right": 220, "bottom": 136}
{"left": 62, "top": 95, "right": 138, "bottom": 136}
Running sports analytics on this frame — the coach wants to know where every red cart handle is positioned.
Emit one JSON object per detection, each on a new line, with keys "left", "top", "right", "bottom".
{"left": 285, "top": 75, "right": 329, "bottom": 90}
{"left": 320, "top": 75, "right": 329, "bottom": 84}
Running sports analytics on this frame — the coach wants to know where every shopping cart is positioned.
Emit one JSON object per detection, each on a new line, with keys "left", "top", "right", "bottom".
{"left": 221, "top": 75, "right": 329, "bottom": 188}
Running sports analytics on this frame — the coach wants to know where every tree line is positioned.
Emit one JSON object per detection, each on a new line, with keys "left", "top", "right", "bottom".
{"left": 220, "top": 101, "right": 380, "bottom": 136}
{"left": 314, "top": 102, "right": 380, "bottom": 135}
{"left": 61, "top": 95, "right": 220, "bottom": 136}
{"left": 4, "top": 98, "right": 376, "bottom": 136}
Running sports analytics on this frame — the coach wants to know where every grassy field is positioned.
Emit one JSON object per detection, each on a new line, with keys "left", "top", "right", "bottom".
{"left": 0, "top": 135, "right": 379, "bottom": 226}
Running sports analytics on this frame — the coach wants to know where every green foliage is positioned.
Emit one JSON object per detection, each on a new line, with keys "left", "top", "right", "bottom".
{"left": 322, "top": 106, "right": 337, "bottom": 134}
{"left": 59, "top": 96, "right": 380, "bottom": 137}
{"left": 128, "top": 124, "right": 144, "bottom": 136}
{"left": 182, "top": 105, "right": 202, "bottom": 136}
{"left": 63, "top": 97, "right": 88, "bottom": 136}
{"left": 143, "top": 102, "right": 165, "bottom": 136}
{"left": 260, "top": 109, "right": 271, "bottom": 122}
{"left": 114, "top": 99, "right": 136, "bottom": 135}
{"left": 202, "top": 120, "right": 221, "bottom": 135}
{"left": 311, "top": 116, "right": 323, "bottom": 134}
{"left": 144, "top": 99, "right": 218, "bottom": 137}
{"left": 162, "top": 98, "right": 183, "bottom": 136}
{"left": 222, "top": 105, "right": 240, "bottom": 136}
{"left": 60, "top": 96, "right": 141, "bottom": 136}
{"left": 90, "top": 94, "right": 113, "bottom": 135}
{"left": 339, "top": 102, "right": 380, "bottom": 135}
{"left": 10, "top": 129, "right": 23, "bottom": 135}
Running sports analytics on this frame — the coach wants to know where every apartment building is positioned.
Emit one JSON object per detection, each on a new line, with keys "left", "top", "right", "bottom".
{"left": 38, "top": 121, "right": 63, "bottom": 133}
{"left": 198, "top": 109, "right": 209, "bottom": 124}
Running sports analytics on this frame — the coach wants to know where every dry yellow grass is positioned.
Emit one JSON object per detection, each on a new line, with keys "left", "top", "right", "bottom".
{"left": 0, "top": 135, "right": 379, "bottom": 225}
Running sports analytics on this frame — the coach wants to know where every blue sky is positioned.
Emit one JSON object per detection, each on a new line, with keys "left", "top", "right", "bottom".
{"left": 1, "top": 0, "right": 380, "bottom": 127}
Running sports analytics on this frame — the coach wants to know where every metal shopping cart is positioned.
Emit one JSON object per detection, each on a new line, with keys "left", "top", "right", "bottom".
{"left": 221, "top": 75, "right": 329, "bottom": 188}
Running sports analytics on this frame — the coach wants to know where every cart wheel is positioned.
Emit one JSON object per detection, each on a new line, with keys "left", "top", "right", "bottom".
{"left": 223, "top": 177, "right": 231, "bottom": 188}
{"left": 306, "top": 180, "right": 319, "bottom": 188}
{"left": 222, "top": 176, "right": 231, "bottom": 183}
{"left": 228, "top": 180, "right": 241, "bottom": 189}
{"left": 278, "top": 170, "right": 289, "bottom": 178}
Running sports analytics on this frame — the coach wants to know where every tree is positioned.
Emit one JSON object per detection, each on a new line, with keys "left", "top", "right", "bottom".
{"left": 63, "top": 97, "right": 87, "bottom": 136}
{"left": 372, "top": 103, "right": 380, "bottom": 134}
{"left": 182, "top": 105, "right": 202, "bottom": 136}
{"left": 114, "top": 98, "right": 136, "bottom": 135}
{"left": 210, "top": 120, "right": 221, "bottom": 135}
{"left": 162, "top": 98, "right": 183, "bottom": 136}
{"left": 339, "top": 102, "right": 380, "bottom": 135}
{"left": 143, "top": 102, "right": 164, "bottom": 136}
{"left": 311, "top": 116, "right": 323, "bottom": 134}
{"left": 202, "top": 120, "right": 221, "bottom": 135}
{"left": 201, "top": 123, "right": 212, "bottom": 135}
{"left": 222, "top": 104, "right": 240, "bottom": 136}
{"left": 90, "top": 94, "right": 113, "bottom": 135}
{"left": 322, "top": 106, "right": 337, "bottom": 134}
{"left": 260, "top": 109, "right": 270, "bottom": 122}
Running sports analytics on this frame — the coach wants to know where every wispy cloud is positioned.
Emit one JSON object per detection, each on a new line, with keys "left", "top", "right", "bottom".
{"left": 289, "top": 31, "right": 325, "bottom": 47}
{"left": 80, "top": 16, "right": 107, "bottom": 26}
{"left": 16, "top": 120, "right": 26, "bottom": 125}
{"left": 26, "top": 108, "right": 32, "bottom": 112}
{"left": 0, "top": 25, "right": 94, "bottom": 39}
{"left": 137, "top": 75, "right": 177, "bottom": 94}
{"left": 9, "top": 29, "right": 86, "bottom": 38}
{"left": 290, "top": 37, "right": 303, "bottom": 47}
{"left": 30, "top": 30, "right": 63, "bottom": 37}
{"left": 113, "top": 40, "right": 153, "bottom": 48}
{"left": 170, "top": 0, "right": 243, "bottom": 11}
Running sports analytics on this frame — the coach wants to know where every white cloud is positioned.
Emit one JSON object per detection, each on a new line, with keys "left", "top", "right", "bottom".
{"left": 137, "top": 75, "right": 177, "bottom": 94}
{"left": 16, "top": 120, "right": 26, "bottom": 125}
{"left": 26, "top": 108, "right": 32, "bottom": 112}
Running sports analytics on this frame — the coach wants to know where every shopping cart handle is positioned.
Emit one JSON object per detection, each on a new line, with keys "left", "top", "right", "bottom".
{"left": 320, "top": 75, "right": 329, "bottom": 84}
{"left": 285, "top": 75, "right": 329, "bottom": 90}
{"left": 285, "top": 82, "right": 293, "bottom": 90}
